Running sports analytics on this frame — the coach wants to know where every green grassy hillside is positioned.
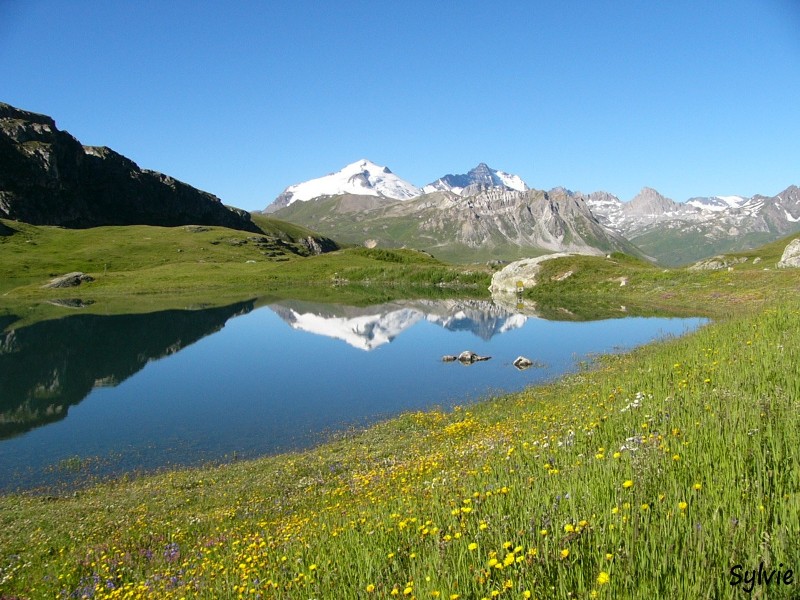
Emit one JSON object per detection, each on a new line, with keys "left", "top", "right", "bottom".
{"left": 0, "top": 218, "right": 490, "bottom": 326}
{"left": 522, "top": 234, "right": 800, "bottom": 318}
{"left": 629, "top": 227, "right": 777, "bottom": 267}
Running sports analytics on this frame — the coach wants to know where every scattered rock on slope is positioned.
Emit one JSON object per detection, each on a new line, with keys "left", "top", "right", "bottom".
{"left": 777, "top": 238, "right": 800, "bottom": 268}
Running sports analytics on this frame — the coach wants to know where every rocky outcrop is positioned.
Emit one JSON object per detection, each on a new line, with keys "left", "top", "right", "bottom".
{"left": 42, "top": 272, "right": 94, "bottom": 289}
{"left": 777, "top": 238, "right": 800, "bottom": 268}
{"left": 688, "top": 255, "right": 748, "bottom": 271}
{"left": 0, "top": 102, "right": 259, "bottom": 232}
{"left": 301, "top": 235, "right": 338, "bottom": 255}
{"left": 489, "top": 253, "right": 574, "bottom": 293}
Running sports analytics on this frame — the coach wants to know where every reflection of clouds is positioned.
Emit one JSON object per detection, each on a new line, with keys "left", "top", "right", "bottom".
{"left": 270, "top": 299, "right": 530, "bottom": 351}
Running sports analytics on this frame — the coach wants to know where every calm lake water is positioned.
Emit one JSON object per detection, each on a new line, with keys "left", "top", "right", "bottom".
{"left": 0, "top": 298, "right": 705, "bottom": 492}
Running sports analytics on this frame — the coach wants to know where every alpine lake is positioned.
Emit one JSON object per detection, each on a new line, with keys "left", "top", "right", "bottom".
{"left": 0, "top": 296, "right": 706, "bottom": 493}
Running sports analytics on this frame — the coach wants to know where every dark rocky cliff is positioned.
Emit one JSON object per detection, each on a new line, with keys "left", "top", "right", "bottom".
{"left": 0, "top": 102, "right": 259, "bottom": 232}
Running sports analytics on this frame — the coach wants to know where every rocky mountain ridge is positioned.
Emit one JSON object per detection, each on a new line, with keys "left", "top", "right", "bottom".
{"left": 585, "top": 185, "right": 800, "bottom": 264}
{"left": 0, "top": 102, "right": 259, "bottom": 232}
{"left": 266, "top": 158, "right": 799, "bottom": 264}
{"left": 272, "top": 186, "right": 642, "bottom": 263}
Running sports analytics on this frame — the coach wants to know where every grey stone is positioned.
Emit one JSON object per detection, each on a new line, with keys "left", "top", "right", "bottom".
{"left": 513, "top": 356, "right": 534, "bottom": 370}
{"left": 457, "top": 350, "right": 491, "bottom": 364}
{"left": 777, "top": 238, "right": 800, "bottom": 268}
{"left": 42, "top": 272, "right": 94, "bottom": 289}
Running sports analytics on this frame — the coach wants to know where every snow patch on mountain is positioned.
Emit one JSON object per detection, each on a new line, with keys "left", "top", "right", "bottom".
{"left": 687, "top": 195, "right": 747, "bottom": 212}
{"left": 493, "top": 169, "right": 529, "bottom": 192}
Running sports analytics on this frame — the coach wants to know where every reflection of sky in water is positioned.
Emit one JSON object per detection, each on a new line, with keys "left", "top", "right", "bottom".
{"left": 0, "top": 302, "right": 705, "bottom": 491}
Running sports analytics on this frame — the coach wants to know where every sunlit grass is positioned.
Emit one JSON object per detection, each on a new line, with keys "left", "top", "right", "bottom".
{"left": 1, "top": 297, "right": 799, "bottom": 598}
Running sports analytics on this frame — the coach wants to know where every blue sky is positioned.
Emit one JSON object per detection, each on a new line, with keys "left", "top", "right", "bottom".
{"left": 1, "top": 0, "right": 798, "bottom": 210}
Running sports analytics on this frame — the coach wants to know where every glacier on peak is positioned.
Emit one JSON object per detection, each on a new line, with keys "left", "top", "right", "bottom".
{"left": 264, "top": 159, "right": 421, "bottom": 212}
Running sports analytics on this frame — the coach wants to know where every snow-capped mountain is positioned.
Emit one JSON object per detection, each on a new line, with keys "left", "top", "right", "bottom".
{"left": 264, "top": 159, "right": 421, "bottom": 213}
{"left": 265, "top": 160, "right": 530, "bottom": 212}
{"left": 263, "top": 157, "right": 799, "bottom": 266}
{"left": 423, "top": 163, "right": 529, "bottom": 196}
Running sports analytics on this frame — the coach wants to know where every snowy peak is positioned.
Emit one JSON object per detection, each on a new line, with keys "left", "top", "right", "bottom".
{"left": 423, "top": 163, "right": 529, "bottom": 196}
{"left": 265, "top": 159, "right": 421, "bottom": 212}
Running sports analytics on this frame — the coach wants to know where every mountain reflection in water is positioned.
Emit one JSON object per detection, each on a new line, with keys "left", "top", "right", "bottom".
{"left": 0, "top": 300, "right": 254, "bottom": 439}
{"left": 0, "top": 297, "right": 705, "bottom": 492}
{"left": 269, "top": 299, "right": 528, "bottom": 350}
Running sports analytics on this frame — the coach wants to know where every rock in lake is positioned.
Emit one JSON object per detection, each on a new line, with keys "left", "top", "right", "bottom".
{"left": 441, "top": 355, "right": 458, "bottom": 362}
{"left": 457, "top": 350, "right": 491, "bottom": 364}
{"left": 513, "top": 356, "right": 534, "bottom": 370}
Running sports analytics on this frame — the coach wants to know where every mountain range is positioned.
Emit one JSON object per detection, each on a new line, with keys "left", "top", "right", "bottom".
{"left": 265, "top": 160, "right": 800, "bottom": 265}
{"left": 2, "top": 100, "right": 797, "bottom": 267}
{"left": 586, "top": 186, "right": 800, "bottom": 265}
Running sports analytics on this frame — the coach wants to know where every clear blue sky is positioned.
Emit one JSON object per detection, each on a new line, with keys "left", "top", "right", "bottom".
{"left": 2, "top": 0, "right": 798, "bottom": 210}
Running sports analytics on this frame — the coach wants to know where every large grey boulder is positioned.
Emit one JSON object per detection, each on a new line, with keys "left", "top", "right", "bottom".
{"left": 777, "top": 239, "right": 800, "bottom": 268}
{"left": 42, "top": 272, "right": 94, "bottom": 288}
{"left": 489, "top": 253, "right": 574, "bottom": 294}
